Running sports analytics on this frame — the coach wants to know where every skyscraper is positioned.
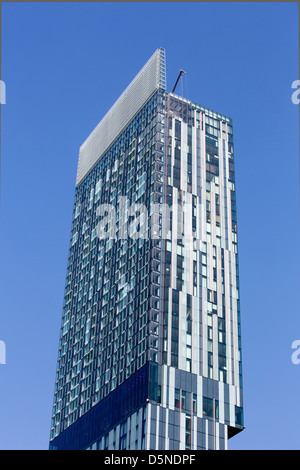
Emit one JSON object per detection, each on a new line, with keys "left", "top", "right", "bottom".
{"left": 49, "top": 48, "right": 244, "bottom": 451}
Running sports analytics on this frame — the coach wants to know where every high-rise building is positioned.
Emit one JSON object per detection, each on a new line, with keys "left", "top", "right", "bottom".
{"left": 49, "top": 48, "right": 244, "bottom": 451}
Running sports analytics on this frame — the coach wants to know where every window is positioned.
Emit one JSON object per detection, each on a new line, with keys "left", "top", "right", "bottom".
{"left": 72, "top": 232, "right": 78, "bottom": 246}
{"left": 119, "top": 420, "right": 127, "bottom": 450}
{"left": 192, "top": 394, "right": 197, "bottom": 414}
{"left": 185, "top": 416, "right": 191, "bottom": 449}
{"left": 75, "top": 204, "right": 81, "bottom": 219}
{"left": 215, "top": 400, "right": 219, "bottom": 420}
{"left": 181, "top": 390, "right": 186, "bottom": 410}
{"left": 104, "top": 433, "right": 109, "bottom": 450}
{"left": 207, "top": 326, "right": 213, "bottom": 340}
{"left": 175, "top": 388, "right": 180, "bottom": 408}
{"left": 235, "top": 406, "right": 243, "bottom": 426}
{"left": 175, "top": 119, "right": 181, "bottom": 140}
{"left": 95, "top": 179, "right": 102, "bottom": 194}
{"left": 203, "top": 397, "right": 213, "bottom": 418}
{"left": 203, "top": 397, "right": 219, "bottom": 419}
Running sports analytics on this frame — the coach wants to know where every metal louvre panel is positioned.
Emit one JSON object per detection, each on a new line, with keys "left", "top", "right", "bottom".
{"left": 76, "top": 47, "right": 166, "bottom": 186}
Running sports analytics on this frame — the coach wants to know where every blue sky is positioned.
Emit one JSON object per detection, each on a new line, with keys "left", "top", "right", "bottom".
{"left": 0, "top": 2, "right": 299, "bottom": 450}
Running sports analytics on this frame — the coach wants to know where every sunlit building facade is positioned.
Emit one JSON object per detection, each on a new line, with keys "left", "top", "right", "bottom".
{"left": 49, "top": 48, "right": 244, "bottom": 450}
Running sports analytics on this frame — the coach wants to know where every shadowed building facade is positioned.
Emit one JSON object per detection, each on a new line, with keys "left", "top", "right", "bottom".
{"left": 49, "top": 48, "right": 244, "bottom": 450}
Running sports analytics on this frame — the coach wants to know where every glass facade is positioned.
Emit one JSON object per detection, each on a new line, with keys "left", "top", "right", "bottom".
{"left": 49, "top": 48, "right": 244, "bottom": 451}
